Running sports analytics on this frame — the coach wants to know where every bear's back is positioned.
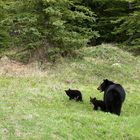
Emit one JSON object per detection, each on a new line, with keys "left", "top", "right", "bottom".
{"left": 106, "top": 84, "right": 125, "bottom": 102}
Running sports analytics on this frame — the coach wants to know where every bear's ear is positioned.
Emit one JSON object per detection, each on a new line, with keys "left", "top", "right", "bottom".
{"left": 104, "top": 79, "right": 108, "bottom": 82}
{"left": 90, "top": 97, "right": 92, "bottom": 100}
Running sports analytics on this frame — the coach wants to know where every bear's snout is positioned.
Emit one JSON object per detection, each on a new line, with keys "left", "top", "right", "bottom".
{"left": 97, "top": 86, "right": 101, "bottom": 91}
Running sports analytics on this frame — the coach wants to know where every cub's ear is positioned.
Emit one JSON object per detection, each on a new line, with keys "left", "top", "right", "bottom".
{"left": 90, "top": 97, "right": 92, "bottom": 99}
{"left": 104, "top": 79, "right": 108, "bottom": 82}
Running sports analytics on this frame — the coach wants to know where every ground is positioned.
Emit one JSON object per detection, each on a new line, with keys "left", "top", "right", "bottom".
{"left": 0, "top": 44, "right": 140, "bottom": 140}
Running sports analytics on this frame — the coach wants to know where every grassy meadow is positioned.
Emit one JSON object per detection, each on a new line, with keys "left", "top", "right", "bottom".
{"left": 0, "top": 44, "right": 140, "bottom": 140}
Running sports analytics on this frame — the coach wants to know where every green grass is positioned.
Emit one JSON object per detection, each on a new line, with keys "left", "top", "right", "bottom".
{"left": 0, "top": 44, "right": 140, "bottom": 140}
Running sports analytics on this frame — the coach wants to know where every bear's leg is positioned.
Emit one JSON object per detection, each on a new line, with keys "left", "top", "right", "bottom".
{"left": 78, "top": 96, "right": 83, "bottom": 101}
{"left": 75, "top": 96, "right": 79, "bottom": 101}
{"left": 113, "top": 102, "right": 122, "bottom": 115}
{"left": 76, "top": 96, "right": 82, "bottom": 101}
{"left": 100, "top": 104, "right": 106, "bottom": 112}
{"left": 110, "top": 102, "right": 115, "bottom": 113}
{"left": 93, "top": 105, "right": 98, "bottom": 110}
{"left": 105, "top": 102, "right": 112, "bottom": 113}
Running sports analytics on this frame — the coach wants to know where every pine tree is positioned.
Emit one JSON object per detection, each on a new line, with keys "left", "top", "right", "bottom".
{"left": 42, "top": 0, "right": 99, "bottom": 54}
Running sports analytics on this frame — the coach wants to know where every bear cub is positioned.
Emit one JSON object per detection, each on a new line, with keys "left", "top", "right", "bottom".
{"left": 90, "top": 97, "right": 106, "bottom": 111}
{"left": 97, "top": 79, "right": 126, "bottom": 115}
{"left": 65, "top": 88, "right": 83, "bottom": 101}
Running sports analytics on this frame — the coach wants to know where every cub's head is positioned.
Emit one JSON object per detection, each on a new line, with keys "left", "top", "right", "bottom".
{"left": 65, "top": 88, "right": 71, "bottom": 96}
{"left": 90, "top": 97, "right": 96, "bottom": 104}
{"left": 97, "top": 79, "right": 114, "bottom": 92}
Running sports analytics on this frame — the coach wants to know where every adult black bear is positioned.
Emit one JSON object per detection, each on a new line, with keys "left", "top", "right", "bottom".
{"left": 65, "top": 89, "right": 83, "bottom": 101}
{"left": 90, "top": 97, "right": 106, "bottom": 111}
{"left": 97, "top": 79, "right": 126, "bottom": 115}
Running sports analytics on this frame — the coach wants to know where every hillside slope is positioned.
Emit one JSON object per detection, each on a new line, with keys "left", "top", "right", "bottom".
{"left": 0, "top": 44, "right": 140, "bottom": 139}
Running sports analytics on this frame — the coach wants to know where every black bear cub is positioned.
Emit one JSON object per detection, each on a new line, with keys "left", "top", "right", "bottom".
{"left": 97, "top": 79, "right": 126, "bottom": 115}
{"left": 90, "top": 97, "right": 106, "bottom": 111}
{"left": 65, "top": 89, "right": 83, "bottom": 101}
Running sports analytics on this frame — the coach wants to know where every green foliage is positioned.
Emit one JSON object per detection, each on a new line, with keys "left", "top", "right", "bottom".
{"left": 112, "top": 10, "right": 140, "bottom": 46}
{"left": 0, "top": 0, "right": 44, "bottom": 49}
{"left": 43, "top": 0, "right": 99, "bottom": 53}
{"left": 1, "top": 0, "right": 99, "bottom": 56}
{"left": 0, "top": 0, "right": 139, "bottom": 59}
{"left": 86, "top": 0, "right": 140, "bottom": 47}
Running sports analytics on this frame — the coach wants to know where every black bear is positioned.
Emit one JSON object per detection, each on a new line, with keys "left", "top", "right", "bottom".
{"left": 65, "top": 89, "right": 83, "bottom": 101}
{"left": 97, "top": 79, "right": 126, "bottom": 115}
{"left": 90, "top": 97, "right": 106, "bottom": 111}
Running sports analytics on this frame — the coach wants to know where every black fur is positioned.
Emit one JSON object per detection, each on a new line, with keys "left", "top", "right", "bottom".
{"left": 97, "top": 79, "right": 126, "bottom": 115}
{"left": 90, "top": 97, "right": 106, "bottom": 111}
{"left": 65, "top": 89, "right": 83, "bottom": 101}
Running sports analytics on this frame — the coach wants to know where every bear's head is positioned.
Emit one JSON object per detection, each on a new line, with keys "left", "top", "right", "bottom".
{"left": 65, "top": 88, "right": 71, "bottom": 96}
{"left": 97, "top": 79, "right": 114, "bottom": 92}
{"left": 90, "top": 97, "right": 96, "bottom": 104}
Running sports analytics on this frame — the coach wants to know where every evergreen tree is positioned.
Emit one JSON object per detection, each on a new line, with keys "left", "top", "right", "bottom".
{"left": 42, "top": 0, "right": 99, "bottom": 54}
